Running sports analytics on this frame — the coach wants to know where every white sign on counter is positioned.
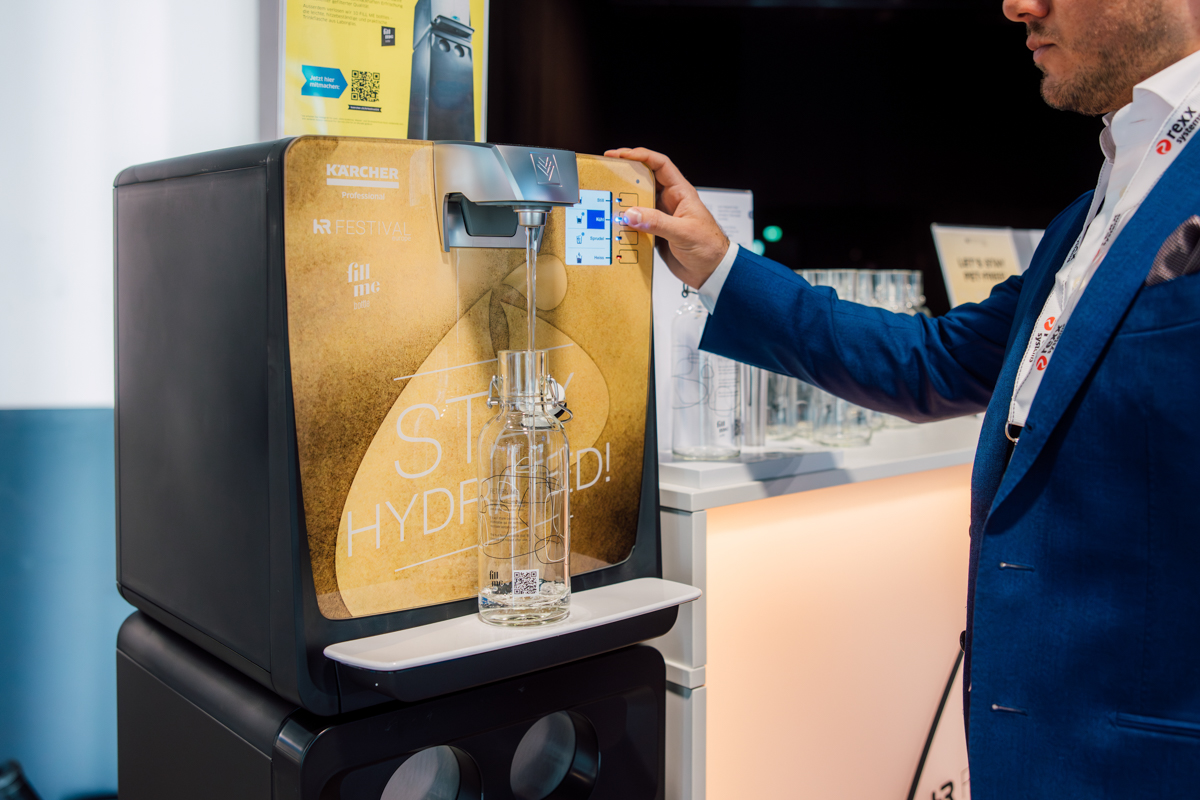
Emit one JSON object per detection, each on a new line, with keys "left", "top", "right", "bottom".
{"left": 932, "top": 224, "right": 1043, "bottom": 308}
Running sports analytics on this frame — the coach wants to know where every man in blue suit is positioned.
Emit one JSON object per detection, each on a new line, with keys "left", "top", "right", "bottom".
{"left": 610, "top": 0, "right": 1200, "bottom": 794}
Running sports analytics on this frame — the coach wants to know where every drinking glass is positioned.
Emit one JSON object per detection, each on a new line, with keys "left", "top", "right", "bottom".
{"left": 766, "top": 371, "right": 797, "bottom": 440}
{"left": 812, "top": 388, "right": 873, "bottom": 448}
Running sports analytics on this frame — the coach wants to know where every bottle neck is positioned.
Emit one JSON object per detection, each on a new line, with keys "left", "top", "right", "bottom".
{"left": 488, "top": 349, "right": 567, "bottom": 420}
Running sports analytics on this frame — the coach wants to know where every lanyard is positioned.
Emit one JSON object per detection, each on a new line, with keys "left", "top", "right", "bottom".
{"left": 1007, "top": 80, "right": 1200, "bottom": 438}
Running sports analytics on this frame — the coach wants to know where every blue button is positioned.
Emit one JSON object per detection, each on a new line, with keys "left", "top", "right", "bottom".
{"left": 587, "top": 209, "right": 606, "bottom": 229}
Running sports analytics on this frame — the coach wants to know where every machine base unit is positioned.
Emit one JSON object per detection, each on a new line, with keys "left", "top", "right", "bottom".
{"left": 117, "top": 612, "right": 666, "bottom": 800}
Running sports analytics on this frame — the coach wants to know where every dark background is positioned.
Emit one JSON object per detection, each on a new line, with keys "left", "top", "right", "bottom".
{"left": 486, "top": 0, "right": 1104, "bottom": 315}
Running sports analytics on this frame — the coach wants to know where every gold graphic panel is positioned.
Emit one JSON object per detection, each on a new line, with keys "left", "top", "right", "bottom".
{"left": 283, "top": 137, "right": 654, "bottom": 618}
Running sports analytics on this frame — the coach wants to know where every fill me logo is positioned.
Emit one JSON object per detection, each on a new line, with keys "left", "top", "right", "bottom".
{"left": 531, "top": 153, "right": 560, "bottom": 186}
{"left": 348, "top": 262, "right": 379, "bottom": 309}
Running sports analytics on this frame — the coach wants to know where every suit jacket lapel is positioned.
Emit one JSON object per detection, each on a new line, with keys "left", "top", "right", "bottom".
{"left": 989, "top": 139, "right": 1200, "bottom": 519}
{"left": 970, "top": 197, "right": 1089, "bottom": 531}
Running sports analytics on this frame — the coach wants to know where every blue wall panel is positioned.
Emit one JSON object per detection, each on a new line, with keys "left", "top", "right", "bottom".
{"left": 0, "top": 409, "right": 131, "bottom": 800}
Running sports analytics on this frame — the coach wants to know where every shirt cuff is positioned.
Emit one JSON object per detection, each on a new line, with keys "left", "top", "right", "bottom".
{"left": 698, "top": 242, "right": 740, "bottom": 315}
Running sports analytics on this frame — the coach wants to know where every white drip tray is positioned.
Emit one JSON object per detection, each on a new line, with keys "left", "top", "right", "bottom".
{"left": 324, "top": 578, "right": 702, "bottom": 672}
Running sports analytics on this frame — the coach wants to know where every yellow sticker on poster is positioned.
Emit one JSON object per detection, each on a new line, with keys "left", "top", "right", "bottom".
{"left": 283, "top": 0, "right": 488, "bottom": 141}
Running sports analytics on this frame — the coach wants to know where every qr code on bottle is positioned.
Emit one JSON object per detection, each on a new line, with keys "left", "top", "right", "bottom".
{"left": 351, "top": 70, "right": 380, "bottom": 103}
{"left": 512, "top": 569, "right": 540, "bottom": 597}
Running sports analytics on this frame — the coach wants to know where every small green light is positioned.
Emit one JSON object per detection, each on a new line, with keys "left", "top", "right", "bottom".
{"left": 751, "top": 239, "right": 766, "bottom": 255}
{"left": 763, "top": 225, "right": 783, "bottom": 243}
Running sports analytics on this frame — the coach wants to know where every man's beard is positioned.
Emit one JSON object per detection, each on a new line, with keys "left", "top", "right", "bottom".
{"left": 1033, "top": 2, "right": 1186, "bottom": 115}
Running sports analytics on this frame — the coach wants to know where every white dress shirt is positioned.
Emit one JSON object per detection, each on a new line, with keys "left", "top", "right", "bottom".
{"left": 1009, "top": 47, "right": 1200, "bottom": 427}
{"left": 697, "top": 237, "right": 740, "bottom": 314}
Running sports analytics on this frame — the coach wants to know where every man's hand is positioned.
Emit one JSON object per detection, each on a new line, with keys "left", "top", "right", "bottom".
{"left": 603, "top": 147, "right": 730, "bottom": 289}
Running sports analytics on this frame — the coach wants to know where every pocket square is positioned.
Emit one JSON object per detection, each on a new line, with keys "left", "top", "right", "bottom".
{"left": 1146, "top": 215, "right": 1200, "bottom": 286}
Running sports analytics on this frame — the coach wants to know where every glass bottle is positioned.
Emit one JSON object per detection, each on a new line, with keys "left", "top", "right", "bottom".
{"left": 766, "top": 372, "right": 816, "bottom": 442}
{"left": 766, "top": 371, "right": 797, "bottom": 439}
{"left": 477, "top": 350, "right": 570, "bottom": 626}
{"left": 740, "top": 363, "right": 768, "bottom": 449}
{"left": 671, "top": 289, "right": 741, "bottom": 460}
{"left": 793, "top": 379, "right": 816, "bottom": 439}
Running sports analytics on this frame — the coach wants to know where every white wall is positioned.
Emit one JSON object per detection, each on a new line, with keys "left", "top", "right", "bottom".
{"left": 0, "top": 0, "right": 262, "bottom": 409}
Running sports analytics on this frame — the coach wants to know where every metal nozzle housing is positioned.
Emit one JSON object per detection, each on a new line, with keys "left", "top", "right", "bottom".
{"left": 512, "top": 207, "right": 549, "bottom": 228}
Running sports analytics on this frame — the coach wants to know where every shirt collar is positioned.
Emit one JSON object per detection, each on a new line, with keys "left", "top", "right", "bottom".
{"left": 1099, "top": 113, "right": 1117, "bottom": 162}
{"left": 1099, "top": 48, "right": 1200, "bottom": 162}
{"left": 1135, "top": 46, "right": 1200, "bottom": 110}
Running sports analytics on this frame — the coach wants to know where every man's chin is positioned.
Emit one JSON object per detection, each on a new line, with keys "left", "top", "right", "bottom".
{"left": 1039, "top": 76, "right": 1070, "bottom": 111}
{"left": 1040, "top": 74, "right": 1111, "bottom": 116}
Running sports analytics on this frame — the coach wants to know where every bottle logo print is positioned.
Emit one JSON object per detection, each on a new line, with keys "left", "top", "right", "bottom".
{"left": 531, "top": 153, "right": 561, "bottom": 185}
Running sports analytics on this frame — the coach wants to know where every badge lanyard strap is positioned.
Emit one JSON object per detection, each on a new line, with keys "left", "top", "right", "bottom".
{"left": 1007, "top": 79, "right": 1200, "bottom": 438}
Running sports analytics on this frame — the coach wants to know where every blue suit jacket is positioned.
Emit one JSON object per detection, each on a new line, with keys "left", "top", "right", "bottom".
{"left": 700, "top": 141, "right": 1200, "bottom": 796}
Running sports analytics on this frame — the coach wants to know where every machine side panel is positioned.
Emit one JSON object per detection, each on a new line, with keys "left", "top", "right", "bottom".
{"left": 115, "top": 169, "right": 272, "bottom": 669}
{"left": 114, "top": 140, "right": 289, "bottom": 187}
{"left": 120, "top": 586, "right": 274, "bottom": 692}
{"left": 117, "top": 612, "right": 298, "bottom": 755}
{"left": 118, "top": 652, "right": 272, "bottom": 800}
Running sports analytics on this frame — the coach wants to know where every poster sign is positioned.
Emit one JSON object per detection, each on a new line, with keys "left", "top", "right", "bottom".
{"left": 281, "top": 138, "right": 653, "bottom": 618}
{"left": 931, "top": 224, "right": 1023, "bottom": 308}
{"left": 283, "top": 0, "right": 488, "bottom": 141}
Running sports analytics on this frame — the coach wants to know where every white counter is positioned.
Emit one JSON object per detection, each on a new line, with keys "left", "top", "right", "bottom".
{"left": 658, "top": 415, "right": 982, "bottom": 512}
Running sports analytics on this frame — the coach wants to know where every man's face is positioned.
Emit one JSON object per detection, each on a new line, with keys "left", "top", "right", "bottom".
{"left": 1003, "top": 0, "right": 1192, "bottom": 115}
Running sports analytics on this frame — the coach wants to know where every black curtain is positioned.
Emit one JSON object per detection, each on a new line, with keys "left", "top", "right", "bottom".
{"left": 487, "top": 1, "right": 1102, "bottom": 314}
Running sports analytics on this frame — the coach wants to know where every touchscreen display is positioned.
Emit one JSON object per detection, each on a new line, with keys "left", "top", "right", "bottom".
{"left": 565, "top": 190, "right": 612, "bottom": 266}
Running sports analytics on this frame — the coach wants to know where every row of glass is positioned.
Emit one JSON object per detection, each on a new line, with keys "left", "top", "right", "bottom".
{"left": 672, "top": 269, "right": 928, "bottom": 460}
{"left": 800, "top": 268, "right": 930, "bottom": 316}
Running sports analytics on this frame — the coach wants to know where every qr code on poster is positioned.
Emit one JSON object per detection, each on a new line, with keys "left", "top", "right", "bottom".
{"left": 512, "top": 569, "right": 540, "bottom": 597}
{"left": 351, "top": 70, "right": 380, "bottom": 103}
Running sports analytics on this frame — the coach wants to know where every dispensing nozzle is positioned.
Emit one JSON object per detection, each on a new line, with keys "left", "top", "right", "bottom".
{"left": 512, "top": 207, "right": 549, "bottom": 229}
